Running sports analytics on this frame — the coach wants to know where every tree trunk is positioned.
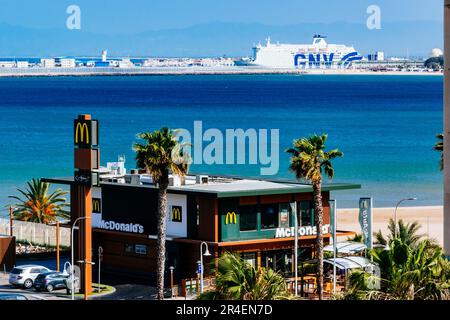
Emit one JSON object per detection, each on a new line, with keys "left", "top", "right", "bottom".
{"left": 156, "top": 176, "right": 169, "bottom": 300}
{"left": 313, "top": 179, "right": 324, "bottom": 300}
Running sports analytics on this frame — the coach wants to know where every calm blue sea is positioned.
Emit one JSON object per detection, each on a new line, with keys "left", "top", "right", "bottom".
{"left": 0, "top": 74, "right": 443, "bottom": 216}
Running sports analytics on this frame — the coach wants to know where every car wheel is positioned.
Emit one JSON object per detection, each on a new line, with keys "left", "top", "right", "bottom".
{"left": 23, "top": 279, "right": 33, "bottom": 289}
{"left": 46, "top": 284, "right": 54, "bottom": 292}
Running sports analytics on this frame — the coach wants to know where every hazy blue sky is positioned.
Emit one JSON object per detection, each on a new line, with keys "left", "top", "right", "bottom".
{"left": 0, "top": 0, "right": 443, "bottom": 33}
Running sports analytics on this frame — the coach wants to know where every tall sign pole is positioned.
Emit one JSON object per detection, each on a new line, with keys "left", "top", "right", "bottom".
{"left": 444, "top": 0, "right": 450, "bottom": 256}
{"left": 73, "top": 114, "right": 100, "bottom": 298}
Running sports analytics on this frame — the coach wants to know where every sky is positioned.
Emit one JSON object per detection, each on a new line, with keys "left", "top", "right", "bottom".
{"left": 0, "top": 0, "right": 443, "bottom": 56}
{"left": 0, "top": 0, "right": 443, "bottom": 34}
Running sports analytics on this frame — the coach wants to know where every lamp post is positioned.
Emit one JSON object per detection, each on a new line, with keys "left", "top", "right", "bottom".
{"left": 71, "top": 216, "right": 90, "bottom": 301}
{"left": 9, "top": 206, "right": 15, "bottom": 237}
{"left": 56, "top": 221, "right": 60, "bottom": 272}
{"left": 98, "top": 246, "right": 103, "bottom": 293}
{"left": 169, "top": 266, "right": 175, "bottom": 297}
{"left": 199, "top": 241, "right": 211, "bottom": 294}
{"left": 394, "top": 198, "right": 417, "bottom": 238}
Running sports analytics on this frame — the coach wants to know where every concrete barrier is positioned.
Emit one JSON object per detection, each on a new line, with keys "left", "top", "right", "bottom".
{"left": 0, "top": 218, "right": 70, "bottom": 247}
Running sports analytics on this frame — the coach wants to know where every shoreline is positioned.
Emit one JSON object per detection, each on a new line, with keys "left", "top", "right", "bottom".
{"left": 337, "top": 205, "right": 444, "bottom": 245}
{"left": 0, "top": 67, "right": 443, "bottom": 78}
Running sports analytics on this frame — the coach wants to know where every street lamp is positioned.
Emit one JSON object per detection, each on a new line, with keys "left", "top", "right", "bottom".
{"left": 9, "top": 206, "right": 17, "bottom": 237}
{"left": 394, "top": 197, "right": 417, "bottom": 238}
{"left": 199, "top": 242, "right": 211, "bottom": 294}
{"left": 71, "top": 216, "right": 90, "bottom": 301}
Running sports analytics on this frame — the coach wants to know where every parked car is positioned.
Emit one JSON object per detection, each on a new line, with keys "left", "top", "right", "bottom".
{"left": 9, "top": 265, "right": 51, "bottom": 289}
{"left": 0, "top": 293, "right": 28, "bottom": 300}
{"left": 33, "top": 271, "right": 70, "bottom": 292}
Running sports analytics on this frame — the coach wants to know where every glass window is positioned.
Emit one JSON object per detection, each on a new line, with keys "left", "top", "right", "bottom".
{"left": 278, "top": 203, "right": 290, "bottom": 228}
{"left": 239, "top": 205, "right": 258, "bottom": 231}
{"left": 261, "top": 250, "right": 293, "bottom": 277}
{"left": 298, "top": 201, "right": 314, "bottom": 227}
{"left": 135, "top": 244, "right": 148, "bottom": 255}
{"left": 241, "top": 252, "right": 257, "bottom": 268}
{"left": 261, "top": 204, "right": 279, "bottom": 229}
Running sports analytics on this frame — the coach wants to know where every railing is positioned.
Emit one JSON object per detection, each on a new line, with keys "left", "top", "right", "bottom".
{"left": 286, "top": 276, "right": 346, "bottom": 298}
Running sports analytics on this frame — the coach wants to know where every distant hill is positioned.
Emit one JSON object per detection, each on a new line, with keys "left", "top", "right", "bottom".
{"left": 0, "top": 20, "right": 442, "bottom": 58}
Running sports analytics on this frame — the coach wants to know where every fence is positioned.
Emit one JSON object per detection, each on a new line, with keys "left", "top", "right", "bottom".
{"left": 0, "top": 218, "right": 70, "bottom": 247}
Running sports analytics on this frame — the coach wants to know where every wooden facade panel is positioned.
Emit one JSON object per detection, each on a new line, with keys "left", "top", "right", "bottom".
{"left": 196, "top": 196, "right": 217, "bottom": 241}
{"left": 239, "top": 196, "right": 258, "bottom": 205}
{"left": 260, "top": 194, "right": 292, "bottom": 204}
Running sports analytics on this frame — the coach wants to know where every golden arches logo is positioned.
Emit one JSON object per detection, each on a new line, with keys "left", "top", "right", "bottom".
{"left": 92, "top": 198, "right": 101, "bottom": 213}
{"left": 172, "top": 206, "right": 182, "bottom": 222}
{"left": 225, "top": 212, "right": 237, "bottom": 225}
{"left": 75, "top": 122, "right": 90, "bottom": 144}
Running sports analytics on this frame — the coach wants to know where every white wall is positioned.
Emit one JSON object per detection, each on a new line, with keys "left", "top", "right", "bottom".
{"left": 166, "top": 193, "right": 187, "bottom": 237}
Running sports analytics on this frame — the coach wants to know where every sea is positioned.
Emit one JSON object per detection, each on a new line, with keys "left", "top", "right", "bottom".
{"left": 0, "top": 74, "right": 443, "bottom": 216}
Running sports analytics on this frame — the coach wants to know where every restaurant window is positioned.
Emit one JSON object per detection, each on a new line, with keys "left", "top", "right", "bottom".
{"left": 124, "top": 243, "right": 148, "bottom": 255}
{"left": 135, "top": 244, "right": 148, "bottom": 255}
{"left": 239, "top": 205, "right": 258, "bottom": 231}
{"left": 241, "top": 252, "right": 257, "bottom": 268}
{"left": 261, "top": 250, "right": 292, "bottom": 277}
{"left": 261, "top": 203, "right": 279, "bottom": 229}
{"left": 298, "top": 201, "right": 314, "bottom": 227}
{"left": 278, "top": 203, "right": 290, "bottom": 228}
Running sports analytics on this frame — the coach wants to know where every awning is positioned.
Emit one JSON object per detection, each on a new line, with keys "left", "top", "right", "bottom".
{"left": 323, "top": 241, "right": 367, "bottom": 254}
{"left": 324, "top": 256, "right": 376, "bottom": 270}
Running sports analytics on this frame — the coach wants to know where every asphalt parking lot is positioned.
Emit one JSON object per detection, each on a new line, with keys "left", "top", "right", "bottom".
{"left": 1, "top": 258, "right": 189, "bottom": 300}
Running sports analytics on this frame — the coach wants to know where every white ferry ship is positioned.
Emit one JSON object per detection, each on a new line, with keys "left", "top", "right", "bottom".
{"left": 244, "top": 35, "right": 363, "bottom": 69}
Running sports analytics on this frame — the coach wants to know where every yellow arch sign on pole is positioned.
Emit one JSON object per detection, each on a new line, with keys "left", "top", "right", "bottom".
{"left": 75, "top": 122, "right": 90, "bottom": 145}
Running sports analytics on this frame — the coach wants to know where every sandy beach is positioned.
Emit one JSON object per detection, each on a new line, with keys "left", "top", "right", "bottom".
{"left": 337, "top": 206, "right": 444, "bottom": 245}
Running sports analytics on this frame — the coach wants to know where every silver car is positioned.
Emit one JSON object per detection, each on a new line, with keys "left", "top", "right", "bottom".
{"left": 9, "top": 265, "right": 51, "bottom": 289}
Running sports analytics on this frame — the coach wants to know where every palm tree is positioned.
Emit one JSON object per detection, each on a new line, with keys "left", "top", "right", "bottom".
{"left": 286, "top": 134, "right": 343, "bottom": 300}
{"left": 199, "top": 252, "right": 288, "bottom": 300}
{"left": 434, "top": 133, "right": 443, "bottom": 171}
{"left": 9, "top": 178, "right": 69, "bottom": 224}
{"left": 344, "top": 239, "right": 450, "bottom": 300}
{"left": 374, "top": 218, "right": 424, "bottom": 248}
{"left": 133, "top": 127, "right": 189, "bottom": 300}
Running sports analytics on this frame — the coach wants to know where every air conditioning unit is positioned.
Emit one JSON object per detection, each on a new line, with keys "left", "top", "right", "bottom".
{"left": 169, "top": 175, "right": 182, "bottom": 187}
{"left": 196, "top": 175, "right": 209, "bottom": 184}
{"left": 125, "top": 174, "right": 142, "bottom": 185}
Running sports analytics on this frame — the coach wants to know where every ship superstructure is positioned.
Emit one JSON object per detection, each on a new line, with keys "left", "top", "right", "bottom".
{"left": 251, "top": 35, "right": 363, "bottom": 69}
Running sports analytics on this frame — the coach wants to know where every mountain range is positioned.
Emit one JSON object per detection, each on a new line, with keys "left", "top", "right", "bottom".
{"left": 0, "top": 20, "right": 442, "bottom": 58}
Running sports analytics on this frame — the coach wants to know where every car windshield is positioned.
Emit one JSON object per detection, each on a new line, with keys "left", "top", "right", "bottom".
{"left": 10, "top": 268, "right": 23, "bottom": 275}
{"left": 0, "top": 295, "right": 27, "bottom": 300}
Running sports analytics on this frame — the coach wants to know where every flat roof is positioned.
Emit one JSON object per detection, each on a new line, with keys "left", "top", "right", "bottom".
{"left": 42, "top": 174, "right": 361, "bottom": 198}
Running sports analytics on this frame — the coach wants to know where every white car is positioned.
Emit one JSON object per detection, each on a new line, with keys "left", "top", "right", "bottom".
{"left": 9, "top": 265, "right": 51, "bottom": 289}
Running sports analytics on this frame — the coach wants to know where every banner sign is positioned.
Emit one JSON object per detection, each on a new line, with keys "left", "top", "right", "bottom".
{"left": 359, "top": 197, "right": 373, "bottom": 250}
{"left": 329, "top": 199, "right": 336, "bottom": 235}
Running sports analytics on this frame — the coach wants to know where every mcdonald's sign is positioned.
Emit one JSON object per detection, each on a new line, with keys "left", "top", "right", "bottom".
{"left": 225, "top": 211, "right": 237, "bottom": 225}
{"left": 171, "top": 206, "right": 182, "bottom": 222}
{"left": 93, "top": 198, "right": 101, "bottom": 213}
{"left": 74, "top": 118, "right": 98, "bottom": 148}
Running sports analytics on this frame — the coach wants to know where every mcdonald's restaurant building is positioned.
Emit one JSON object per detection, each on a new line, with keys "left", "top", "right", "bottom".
{"left": 44, "top": 114, "right": 361, "bottom": 287}
{"left": 46, "top": 173, "right": 360, "bottom": 285}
